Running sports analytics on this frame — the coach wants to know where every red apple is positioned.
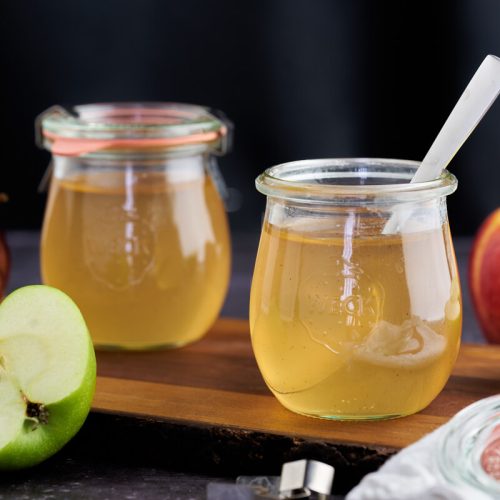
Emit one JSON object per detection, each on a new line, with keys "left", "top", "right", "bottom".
{"left": 0, "top": 193, "right": 9, "bottom": 298}
{"left": 0, "top": 231, "right": 10, "bottom": 297}
{"left": 469, "top": 208, "right": 500, "bottom": 343}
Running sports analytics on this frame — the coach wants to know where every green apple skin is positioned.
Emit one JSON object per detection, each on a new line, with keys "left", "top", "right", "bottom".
{"left": 0, "top": 345, "right": 95, "bottom": 469}
{"left": 0, "top": 285, "right": 96, "bottom": 470}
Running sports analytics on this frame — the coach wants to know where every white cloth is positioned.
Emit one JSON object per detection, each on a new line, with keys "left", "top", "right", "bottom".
{"left": 346, "top": 424, "right": 492, "bottom": 500}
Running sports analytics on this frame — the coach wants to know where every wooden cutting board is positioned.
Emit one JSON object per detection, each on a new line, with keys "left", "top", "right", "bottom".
{"left": 93, "top": 318, "right": 500, "bottom": 452}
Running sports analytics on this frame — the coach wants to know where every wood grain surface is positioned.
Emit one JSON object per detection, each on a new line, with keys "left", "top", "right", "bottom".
{"left": 93, "top": 318, "right": 500, "bottom": 452}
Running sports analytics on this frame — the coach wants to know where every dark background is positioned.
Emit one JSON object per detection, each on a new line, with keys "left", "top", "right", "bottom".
{"left": 1, "top": 0, "right": 499, "bottom": 234}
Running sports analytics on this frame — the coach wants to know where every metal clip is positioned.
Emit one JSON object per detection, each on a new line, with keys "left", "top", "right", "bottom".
{"left": 207, "top": 459, "right": 335, "bottom": 499}
{"left": 206, "top": 156, "right": 230, "bottom": 208}
{"left": 279, "top": 460, "right": 335, "bottom": 499}
{"left": 35, "top": 106, "right": 74, "bottom": 193}
{"left": 208, "top": 108, "right": 233, "bottom": 156}
{"left": 34, "top": 105, "right": 74, "bottom": 150}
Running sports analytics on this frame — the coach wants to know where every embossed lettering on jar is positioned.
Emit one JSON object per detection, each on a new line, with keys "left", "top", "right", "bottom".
{"left": 39, "top": 103, "right": 231, "bottom": 349}
{"left": 250, "top": 159, "right": 462, "bottom": 419}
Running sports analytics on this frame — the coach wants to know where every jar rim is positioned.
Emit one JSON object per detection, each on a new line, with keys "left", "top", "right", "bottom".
{"left": 37, "top": 102, "right": 231, "bottom": 157}
{"left": 256, "top": 158, "right": 457, "bottom": 205}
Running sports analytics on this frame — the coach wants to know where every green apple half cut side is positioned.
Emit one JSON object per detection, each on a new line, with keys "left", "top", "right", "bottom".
{"left": 0, "top": 285, "right": 96, "bottom": 469}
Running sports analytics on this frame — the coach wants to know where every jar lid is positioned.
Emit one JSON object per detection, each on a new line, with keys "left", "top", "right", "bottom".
{"left": 37, "top": 103, "right": 231, "bottom": 157}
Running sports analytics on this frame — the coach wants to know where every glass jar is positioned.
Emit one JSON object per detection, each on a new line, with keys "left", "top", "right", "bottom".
{"left": 250, "top": 159, "right": 462, "bottom": 420}
{"left": 38, "top": 103, "right": 231, "bottom": 350}
{"left": 438, "top": 395, "right": 500, "bottom": 495}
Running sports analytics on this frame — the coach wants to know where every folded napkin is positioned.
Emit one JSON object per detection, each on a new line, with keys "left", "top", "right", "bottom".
{"left": 346, "top": 423, "right": 491, "bottom": 500}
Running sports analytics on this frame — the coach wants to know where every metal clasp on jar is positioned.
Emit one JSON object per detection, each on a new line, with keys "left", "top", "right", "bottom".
{"left": 207, "top": 459, "right": 335, "bottom": 499}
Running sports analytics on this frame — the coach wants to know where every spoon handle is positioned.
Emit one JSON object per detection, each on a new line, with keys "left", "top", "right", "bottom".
{"left": 412, "top": 54, "right": 500, "bottom": 183}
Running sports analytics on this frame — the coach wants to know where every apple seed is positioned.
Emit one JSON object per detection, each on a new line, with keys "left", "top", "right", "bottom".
{"left": 22, "top": 394, "right": 49, "bottom": 428}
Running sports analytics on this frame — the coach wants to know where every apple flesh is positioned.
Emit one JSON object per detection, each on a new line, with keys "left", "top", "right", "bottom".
{"left": 469, "top": 208, "right": 500, "bottom": 343}
{"left": 0, "top": 285, "right": 96, "bottom": 469}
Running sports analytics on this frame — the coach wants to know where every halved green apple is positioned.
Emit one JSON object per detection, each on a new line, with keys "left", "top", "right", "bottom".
{"left": 0, "top": 285, "right": 96, "bottom": 469}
